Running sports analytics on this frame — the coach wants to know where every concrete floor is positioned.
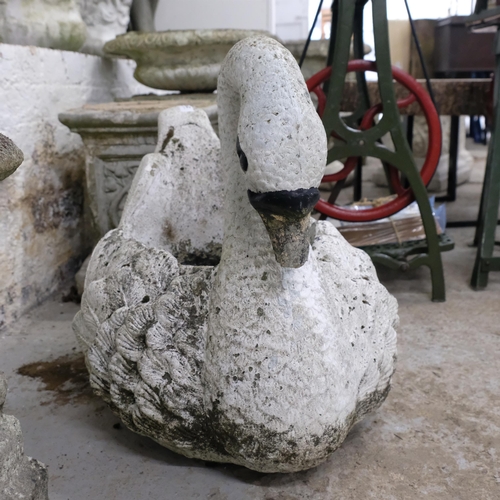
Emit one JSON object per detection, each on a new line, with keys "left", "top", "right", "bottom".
{"left": 1, "top": 141, "right": 499, "bottom": 499}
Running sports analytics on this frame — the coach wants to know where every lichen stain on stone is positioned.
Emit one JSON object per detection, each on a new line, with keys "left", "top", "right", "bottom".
{"left": 163, "top": 220, "right": 177, "bottom": 241}
{"left": 25, "top": 126, "right": 85, "bottom": 235}
{"left": 17, "top": 354, "right": 93, "bottom": 406}
{"left": 10, "top": 123, "right": 92, "bottom": 307}
{"left": 160, "top": 126, "right": 175, "bottom": 152}
{"left": 173, "top": 240, "right": 222, "bottom": 267}
{"left": 29, "top": 187, "right": 84, "bottom": 234}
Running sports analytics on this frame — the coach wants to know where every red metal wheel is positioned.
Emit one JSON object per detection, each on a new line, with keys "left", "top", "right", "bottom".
{"left": 307, "top": 60, "right": 442, "bottom": 222}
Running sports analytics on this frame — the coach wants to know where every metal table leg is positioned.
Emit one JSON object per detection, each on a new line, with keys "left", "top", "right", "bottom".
{"left": 437, "top": 115, "right": 459, "bottom": 203}
{"left": 470, "top": 31, "right": 500, "bottom": 289}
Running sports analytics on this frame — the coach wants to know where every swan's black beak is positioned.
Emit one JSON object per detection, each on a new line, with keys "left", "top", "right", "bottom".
{"left": 248, "top": 188, "right": 320, "bottom": 268}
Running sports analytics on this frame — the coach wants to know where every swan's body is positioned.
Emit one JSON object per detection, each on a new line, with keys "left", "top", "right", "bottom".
{"left": 73, "top": 36, "right": 397, "bottom": 473}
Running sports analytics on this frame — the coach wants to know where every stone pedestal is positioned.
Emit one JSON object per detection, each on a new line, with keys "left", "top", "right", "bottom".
{"left": 59, "top": 94, "right": 218, "bottom": 237}
{"left": 0, "top": 376, "right": 49, "bottom": 500}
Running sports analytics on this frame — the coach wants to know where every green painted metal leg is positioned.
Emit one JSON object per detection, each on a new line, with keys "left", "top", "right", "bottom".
{"left": 471, "top": 31, "right": 500, "bottom": 289}
{"left": 388, "top": 173, "right": 446, "bottom": 301}
{"left": 322, "top": 0, "right": 447, "bottom": 300}
{"left": 470, "top": 131, "right": 500, "bottom": 288}
{"left": 472, "top": 123, "right": 494, "bottom": 247}
{"left": 405, "top": 166, "right": 446, "bottom": 301}
{"left": 470, "top": 140, "right": 500, "bottom": 288}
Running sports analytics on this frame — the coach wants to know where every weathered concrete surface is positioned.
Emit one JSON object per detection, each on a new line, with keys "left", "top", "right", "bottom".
{"left": 103, "top": 29, "right": 279, "bottom": 91}
{"left": 120, "top": 106, "right": 223, "bottom": 259}
{"left": 0, "top": 0, "right": 87, "bottom": 51}
{"left": 1, "top": 138, "right": 498, "bottom": 496}
{"left": 0, "top": 43, "right": 159, "bottom": 331}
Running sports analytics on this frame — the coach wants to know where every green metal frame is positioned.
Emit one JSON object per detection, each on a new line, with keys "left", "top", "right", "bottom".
{"left": 470, "top": 27, "right": 500, "bottom": 289}
{"left": 362, "top": 234, "right": 454, "bottom": 272}
{"left": 322, "top": 0, "right": 448, "bottom": 301}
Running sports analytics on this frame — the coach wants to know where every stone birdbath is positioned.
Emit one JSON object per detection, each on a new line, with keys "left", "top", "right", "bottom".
{"left": 103, "top": 29, "right": 276, "bottom": 92}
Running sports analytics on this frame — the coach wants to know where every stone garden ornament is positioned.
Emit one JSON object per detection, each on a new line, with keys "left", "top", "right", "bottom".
{"left": 103, "top": 29, "right": 277, "bottom": 92}
{"left": 77, "top": 0, "right": 133, "bottom": 55}
{"left": 0, "top": 375, "right": 48, "bottom": 500}
{"left": 0, "top": 137, "right": 48, "bottom": 498}
{"left": 73, "top": 36, "right": 398, "bottom": 473}
{"left": 0, "top": 0, "right": 86, "bottom": 51}
{"left": 0, "top": 133, "right": 23, "bottom": 181}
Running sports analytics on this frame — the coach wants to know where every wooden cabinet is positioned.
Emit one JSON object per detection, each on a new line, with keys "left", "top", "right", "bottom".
{"left": 434, "top": 16, "right": 495, "bottom": 75}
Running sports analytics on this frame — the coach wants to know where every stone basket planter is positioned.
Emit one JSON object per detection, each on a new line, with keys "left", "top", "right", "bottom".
{"left": 103, "top": 29, "right": 277, "bottom": 92}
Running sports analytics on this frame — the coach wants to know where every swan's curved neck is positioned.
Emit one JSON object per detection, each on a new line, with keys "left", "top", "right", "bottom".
{"left": 215, "top": 37, "right": 326, "bottom": 267}
{"left": 216, "top": 54, "right": 276, "bottom": 264}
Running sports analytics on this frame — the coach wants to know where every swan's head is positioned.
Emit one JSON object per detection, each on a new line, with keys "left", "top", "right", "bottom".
{"left": 218, "top": 36, "right": 328, "bottom": 268}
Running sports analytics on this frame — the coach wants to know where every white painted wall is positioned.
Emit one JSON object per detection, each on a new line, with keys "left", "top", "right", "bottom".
{"left": 307, "top": 0, "right": 475, "bottom": 45}
{"left": 275, "top": 0, "right": 309, "bottom": 41}
{"left": 386, "top": 0, "right": 474, "bottom": 20}
{"left": 307, "top": 0, "right": 330, "bottom": 40}
{"left": 155, "top": 0, "right": 275, "bottom": 32}
{"left": 0, "top": 44, "right": 154, "bottom": 330}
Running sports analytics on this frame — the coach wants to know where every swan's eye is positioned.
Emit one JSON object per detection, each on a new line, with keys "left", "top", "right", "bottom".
{"left": 236, "top": 136, "right": 248, "bottom": 172}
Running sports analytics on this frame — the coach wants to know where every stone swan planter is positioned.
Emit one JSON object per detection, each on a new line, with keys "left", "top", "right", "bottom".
{"left": 103, "top": 29, "right": 277, "bottom": 92}
{"left": 73, "top": 37, "right": 398, "bottom": 473}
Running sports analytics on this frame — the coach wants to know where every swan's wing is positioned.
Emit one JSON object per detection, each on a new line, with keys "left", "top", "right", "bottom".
{"left": 120, "top": 106, "right": 224, "bottom": 264}
{"left": 73, "top": 230, "right": 218, "bottom": 456}
{"left": 123, "top": 266, "right": 213, "bottom": 454}
{"left": 311, "top": 219, "right": 379, "bottom": 281}
{"left": 311, "top": 220, "right": 398, "bottom": 418}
